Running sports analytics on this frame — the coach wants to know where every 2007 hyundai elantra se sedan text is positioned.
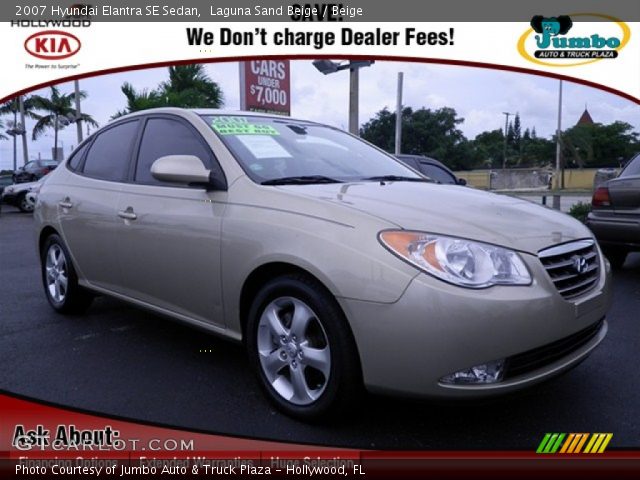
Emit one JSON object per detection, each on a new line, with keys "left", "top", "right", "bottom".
{"left": 34, "top": 108, "right": 612, "bottom": 419}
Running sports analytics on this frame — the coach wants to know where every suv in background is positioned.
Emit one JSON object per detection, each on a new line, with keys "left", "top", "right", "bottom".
{"left": 587, "top": 153, "right": 640, "bottom": 268}
{"left": 396, "top": 154, "right": 466, "bottom": 185}
{"left": 12, "top": 159, "right": 58, "bottom": 183}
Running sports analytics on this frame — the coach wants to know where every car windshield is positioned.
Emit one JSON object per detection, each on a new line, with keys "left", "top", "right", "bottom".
{"left": 201, "top": 115, "right": 421, "bottom": 184}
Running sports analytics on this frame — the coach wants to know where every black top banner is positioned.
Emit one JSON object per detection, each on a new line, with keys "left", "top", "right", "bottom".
{"left": 5, "top": 0, "right": 640, "bottom": 22}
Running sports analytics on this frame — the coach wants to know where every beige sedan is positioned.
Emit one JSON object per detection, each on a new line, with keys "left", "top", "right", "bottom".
{"left": 34, "top": 108, "right": 611, "bottom": 419}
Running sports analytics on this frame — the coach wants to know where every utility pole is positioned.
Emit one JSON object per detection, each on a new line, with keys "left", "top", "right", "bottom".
{"left": 502, "top": 112, "right": 513, "bottom": 169}
{"left": 554, "top": 80, "right": 563, "bottom": 190}
{"left": 12, "top": 108, "right": 17, "bottom": 171}
{"left": 74, "top": 79, "right": 83, "bottom": 143}
{"left": 395, "top": 72, "right": 404, "bottom": 155}
{"left": 19, "top": 96, "right": 28, "bottom": 166}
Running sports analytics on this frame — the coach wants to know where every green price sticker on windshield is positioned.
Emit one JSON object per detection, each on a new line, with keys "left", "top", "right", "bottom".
{"left": 212, "top": 120, "right": 279, "bottom": 136}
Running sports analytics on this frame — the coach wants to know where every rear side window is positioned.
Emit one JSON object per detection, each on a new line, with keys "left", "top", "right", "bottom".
{"left": 620, "top": 154, "right": 640, "bottom": 177}
{"left": 419, "top": 163, "right": 456, "bottom": 184}
{"left": 135, "top": 117, "right": 213, "bottom": 185}
{"left": 82, "top": 121, "right": 139, "bottom": 182}
{"left": 67, "top": 142, "right": 90, "bottom": 171}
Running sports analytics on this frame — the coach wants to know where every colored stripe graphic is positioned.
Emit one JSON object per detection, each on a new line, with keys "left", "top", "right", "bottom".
{"left": 536, "top": 433, "right": 565, "bottom": 453}
{"left": 537, "top": 433, "right": 612, "bottom": 454}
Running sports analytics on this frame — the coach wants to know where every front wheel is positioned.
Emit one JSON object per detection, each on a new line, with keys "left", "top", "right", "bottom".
{"left": 41, "top": 234, "right": 94, "bottom": 314}
{"left": 246, "top": 274, "right": 362, "bottom": 420}
{"left": 17, "top": 193, "right": 34, "bottom": 213}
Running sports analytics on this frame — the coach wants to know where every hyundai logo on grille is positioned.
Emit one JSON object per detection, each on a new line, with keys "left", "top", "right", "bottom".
{"left": 572, "top": 255, "right": 589, "bottom": 274}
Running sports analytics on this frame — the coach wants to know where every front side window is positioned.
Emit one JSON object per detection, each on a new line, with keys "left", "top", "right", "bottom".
{"left": 201, "top": 115, "right": 418, "bottom": 184}
{"left": 135, "top": 117, "right": 214, "bottom": 185}
{"left": 82, "top": 120, "right": 139, "bottom": 182}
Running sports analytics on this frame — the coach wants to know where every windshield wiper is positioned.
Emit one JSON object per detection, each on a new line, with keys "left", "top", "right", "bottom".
{"left": 261, "top": 175, "right": 344, "bottom": 185}
{"left": 361, "top": 175, "right": 431, "bottom": 183}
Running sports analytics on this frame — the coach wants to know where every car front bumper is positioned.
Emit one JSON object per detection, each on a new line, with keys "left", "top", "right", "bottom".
{"left": 339, "top": 251, "right": 612, "bottom": 398}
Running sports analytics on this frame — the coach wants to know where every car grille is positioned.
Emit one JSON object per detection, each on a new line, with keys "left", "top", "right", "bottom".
{"left": 538, "top": 239, "right": 600, "bottom": 300}
{"left": 503, "top": 319, "right": 604, "bottom": 380}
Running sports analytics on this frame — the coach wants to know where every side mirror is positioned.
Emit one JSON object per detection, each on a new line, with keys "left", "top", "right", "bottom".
{"left": 151, "top": 155, "right": 226, "bottom": 191}
{"left": 457, "top": 178, "right": 467, "bottom": 186}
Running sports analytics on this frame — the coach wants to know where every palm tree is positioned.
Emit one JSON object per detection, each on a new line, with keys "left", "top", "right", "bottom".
{"left": 1, "top": 96, "right": 37, "bottom": 169}
{"left": 112, "top": 83, "right": 165, "bottom": 118}
{"left": 113, "top": 64, "right": 224, "bottom": 118}
{"left": 0, "top": 119, "right": 7, "bottom": 141}
{"left": 161, "top": 64, "right": 224, "bottom": 108}
{"left": 31, "top": 86, "right": 98, "bottom": 160}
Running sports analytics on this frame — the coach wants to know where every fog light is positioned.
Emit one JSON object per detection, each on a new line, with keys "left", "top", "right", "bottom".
{"left": 440, "top": 360, "right": 505, "bottom": 385}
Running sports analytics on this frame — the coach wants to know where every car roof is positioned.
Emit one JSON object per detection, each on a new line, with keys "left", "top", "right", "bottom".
{"left": 114, "top": 107, "right": 323, "bottom": 126}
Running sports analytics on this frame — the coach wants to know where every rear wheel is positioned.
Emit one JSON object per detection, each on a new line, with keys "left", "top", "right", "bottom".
{"left": 41, "top": 234, "right": 94, "bottom": 314}
{"left": 602, "top": 247, "right": 627, "bottom": 269}
{"left": 246, "top": 274, "right": 362, "bottom": 420}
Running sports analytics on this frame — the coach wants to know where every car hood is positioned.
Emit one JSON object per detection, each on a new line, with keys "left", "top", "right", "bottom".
{"left": 277, "top": 181, "right": 593, "bottom": 254}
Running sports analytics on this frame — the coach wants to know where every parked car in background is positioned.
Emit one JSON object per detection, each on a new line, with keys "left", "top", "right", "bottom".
{"left": 587, "top": 152, "right": 640, "bottom": 268}
{"left": 396, "top": 154, "right": 466, "bottom": 185}
{"left": 35, "top": 109, "right": 610, "bottom": 420}
{"left": 1, "top": 176, "right": 46, "bottom": 213}
{"left": 12, "top": 159, "right": 58, "bottom": 184}
{"left": 0, "top": 175, "right": 13, "bottom": 195}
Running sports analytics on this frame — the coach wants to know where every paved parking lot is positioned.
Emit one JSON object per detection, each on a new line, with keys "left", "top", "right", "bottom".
{"left": 1, "top": 209, "right": 638, "bottom": 450}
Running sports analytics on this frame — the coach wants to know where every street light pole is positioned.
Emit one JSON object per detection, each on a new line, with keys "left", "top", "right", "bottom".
{"left": 502, "top": 111, "right": 513, "bottom": 169}
{"left": 349, "top": 67, "right": 359, "bottom": 135}
{"left": 312, "top": 60, "right": 374, "bottom": 136}
{"left": 555, "top": 80, "right": 563, "bottom": 190}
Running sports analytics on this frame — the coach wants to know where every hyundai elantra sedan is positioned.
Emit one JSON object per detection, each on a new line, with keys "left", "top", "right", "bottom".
{"left": 34, "top": 108, "right": 611, "bottom": 419}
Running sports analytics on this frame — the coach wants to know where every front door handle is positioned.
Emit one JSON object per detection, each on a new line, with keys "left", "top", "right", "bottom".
{"left": 117, "top": 208, "right": 137, "bottom": 221}
{"left": 58, "top": 197, "right": 73, "bottom": 209}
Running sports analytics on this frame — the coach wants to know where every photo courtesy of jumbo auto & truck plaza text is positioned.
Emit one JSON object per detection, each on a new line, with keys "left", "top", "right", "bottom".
{"left": 0, "top": 0, "right": 639, "bottom": 478}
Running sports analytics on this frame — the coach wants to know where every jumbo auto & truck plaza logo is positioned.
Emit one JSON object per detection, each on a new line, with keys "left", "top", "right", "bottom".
{"left": 518, "top": 13, "right": 630, "bottom": 67}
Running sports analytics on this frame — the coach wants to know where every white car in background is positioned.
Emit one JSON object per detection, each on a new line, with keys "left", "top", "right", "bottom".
{"left": 0, "top": 176, "right": 47, "bottom": 213}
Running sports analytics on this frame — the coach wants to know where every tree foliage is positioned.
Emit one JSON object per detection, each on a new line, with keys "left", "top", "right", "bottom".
{"left": 360, "top": 106, "right": 638, "bottom": 170}
{"left": 113, "top": 64, "right": 224, "bottom": 118}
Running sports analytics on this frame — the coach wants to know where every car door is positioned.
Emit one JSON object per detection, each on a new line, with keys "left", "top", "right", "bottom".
{"left": 57, "top": 120, "right": 140, "bottom": 292}
{"left": 115, "top": 115, "right": 227, "bottom": 327}
{"left": 609, "top": 154, "right": 640, "bottom": 212}
{"left": 606, "top": 154, "right": 640, "bottom": 243}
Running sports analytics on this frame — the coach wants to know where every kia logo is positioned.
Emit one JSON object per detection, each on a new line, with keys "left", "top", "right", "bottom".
{"left": 572, "top": 255, "right": 589, "bottom": 274}
{"left": 24, "top": 30, "right": 81, "bottom": 60}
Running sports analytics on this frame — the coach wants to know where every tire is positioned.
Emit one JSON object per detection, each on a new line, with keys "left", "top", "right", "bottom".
{"left": 17, "top": 193, "right": 34, "bottom": 213}
{"left": 246, "top": 274, "right": 362, "bottom": 420}
{"left": 602, "top": 248, "right": 627, "bottom": 269}
{"left": 41, "top": 234, "right": 94, "bottom": 314}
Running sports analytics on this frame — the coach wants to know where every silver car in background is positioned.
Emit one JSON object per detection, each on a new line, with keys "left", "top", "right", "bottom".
{"left": 34, "top": 109, "right": 611, "bottom": 419}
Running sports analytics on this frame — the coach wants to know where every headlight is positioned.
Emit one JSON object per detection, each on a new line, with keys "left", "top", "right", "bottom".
{"left": 379, "top": 230, "right": 531, "bottom": 288}
{"left": 4, "top": 187, "right": 13, "bottom": 194}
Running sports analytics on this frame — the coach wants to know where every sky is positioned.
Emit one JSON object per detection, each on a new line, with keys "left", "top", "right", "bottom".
{"left": 1, "top": 59, "right": 638, "bottom": 170}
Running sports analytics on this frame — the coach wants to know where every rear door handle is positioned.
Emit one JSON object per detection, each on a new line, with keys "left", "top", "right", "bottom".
{"left": 58, "top": 197, "right": 73, "bottom": 209}
{"left": 117, "top": 208, "right": 137, "bottom": 221}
